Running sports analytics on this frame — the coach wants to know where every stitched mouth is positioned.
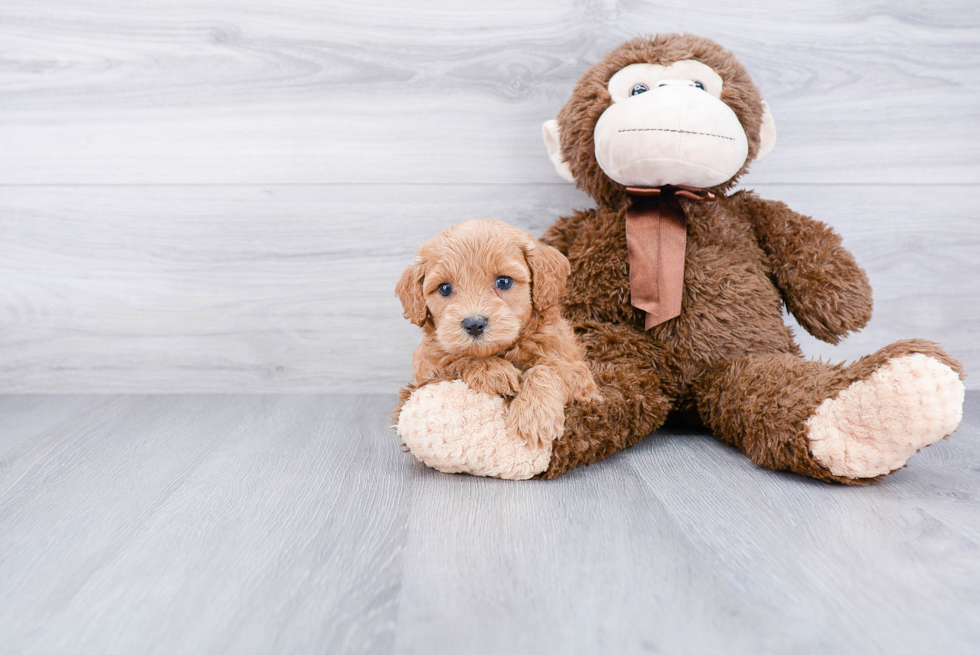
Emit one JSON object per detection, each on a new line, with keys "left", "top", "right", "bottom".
{"left": 618, "top": 128, "right": 735, "bottom": 141}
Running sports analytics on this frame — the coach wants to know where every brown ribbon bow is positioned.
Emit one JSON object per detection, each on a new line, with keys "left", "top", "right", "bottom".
{"left": 625, "top": 185, "right": 715, "bottom": 330}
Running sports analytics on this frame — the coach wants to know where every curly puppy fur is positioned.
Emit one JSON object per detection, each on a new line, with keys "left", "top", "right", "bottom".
{"left": 538, "top": 34, "right": 965, "bottom": 482}
{"left": 394, "top": 219, "right": 599, "bottom": 448}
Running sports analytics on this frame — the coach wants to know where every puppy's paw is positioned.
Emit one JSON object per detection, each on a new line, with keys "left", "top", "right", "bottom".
{"left": 575, "top": 375, "right": 603, "bottom": 405}
{"left": 507, "top": 364, "right": 567, "bottom": 448}
{"left": 566, "top": 361, "right": 603, "bottom": 404}
{"left": 578, "top": 385, "right": 604, "bottom": 405}
{"left": 459, "top": 358, "right": 521, "bottom": 397}
{"left": 508, "top": 392, "right": 565, "bottom": 449}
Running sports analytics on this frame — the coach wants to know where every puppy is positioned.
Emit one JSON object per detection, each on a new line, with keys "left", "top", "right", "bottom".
{"left": 395, "top": 219, "right": 599, "bottom": 448}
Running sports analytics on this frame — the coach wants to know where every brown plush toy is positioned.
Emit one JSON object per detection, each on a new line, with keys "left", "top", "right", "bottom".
{"left": 396, "top": 34, "right": 966, "bottom": 484}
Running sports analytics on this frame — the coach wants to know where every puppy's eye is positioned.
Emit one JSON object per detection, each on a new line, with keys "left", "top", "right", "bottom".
{"left": 437, "top": 283, "right": 453, "bottom": 297}
{"left": 630, "top": 83, "right": 649, "bottom": 96}
{"left": 693, "top": 80, "right": 705, "bottom": 90}
{"left": 495, "top": 276, "right": 513, "bottom": 291}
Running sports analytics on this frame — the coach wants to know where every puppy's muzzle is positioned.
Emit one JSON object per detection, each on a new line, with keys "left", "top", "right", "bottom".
{"left": 461, "top": 316, "right": 489, "bottom": 337}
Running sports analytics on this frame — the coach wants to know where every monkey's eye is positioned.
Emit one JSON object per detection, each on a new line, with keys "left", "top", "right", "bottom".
{"left": 495, "top": 276, "right": 513, "bottom": 291}
{"left": 630, "top": 83, "right": 649, "bottom": 96}
{"left": 693, "top": 80, "right": 705, "bottom": 90}
{"left": 438, "top": 283, "right": 453, "bottom": 297}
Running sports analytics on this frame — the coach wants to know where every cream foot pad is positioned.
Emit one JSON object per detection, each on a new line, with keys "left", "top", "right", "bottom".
{"left": 807, "top": 354, "right": 965, "bottom": 478}
{"left": 396, "top": 380, "right": 552, "bottom": 480}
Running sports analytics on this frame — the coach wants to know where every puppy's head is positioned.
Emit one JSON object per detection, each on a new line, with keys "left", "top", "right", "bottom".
{"left": 396, "top": 219, "right": 569, "bottom": 357}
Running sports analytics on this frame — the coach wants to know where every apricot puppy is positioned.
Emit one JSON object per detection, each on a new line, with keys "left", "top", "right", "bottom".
{"left": 396, "top": 219, "right": 599, "bottom": 448}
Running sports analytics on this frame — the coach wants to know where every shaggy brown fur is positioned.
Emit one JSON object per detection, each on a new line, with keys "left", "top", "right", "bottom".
{"left": 395, "top": 219, "right": 599, "bottom": 447}
{"left": 537, "top": 34, "right": 964, "bottom": 482}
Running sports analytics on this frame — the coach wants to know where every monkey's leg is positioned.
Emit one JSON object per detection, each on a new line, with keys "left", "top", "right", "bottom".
{"left": 397, "top": 320, "right": 675, "bottom": 481}
{"left": 537, "top": 321, "right": 676, "bottom": 479}
{"left": 694, "top": 340, "right": 965, "bottom": 484}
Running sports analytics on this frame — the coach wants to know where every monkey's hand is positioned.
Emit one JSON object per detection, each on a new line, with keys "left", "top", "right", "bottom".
{"left": 452, "top": 357, "right": 522, "bottom": 398}
{"left": 508, "top": 365, "right": 566, "bottom": 449}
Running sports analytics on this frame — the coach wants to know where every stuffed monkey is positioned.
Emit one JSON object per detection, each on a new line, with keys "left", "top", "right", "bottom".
{"left": 396, "top": 34, "right": 965, "bottom": 483}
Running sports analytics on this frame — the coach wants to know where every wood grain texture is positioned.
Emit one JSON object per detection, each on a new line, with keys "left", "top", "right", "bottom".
{"left": 0, "top": 395, "right": 411, "bottom": 654}
{"left": 1, "top": 393, "right": 978, "bottom": 653}
{"left": 0, "top": 0, "right": 978, "bottom": 184}
{"left": 0, "top": 183, "right": 976, "bottom": 392}
{"left": 0, "top": 1, "right": 977, "bottom": 391}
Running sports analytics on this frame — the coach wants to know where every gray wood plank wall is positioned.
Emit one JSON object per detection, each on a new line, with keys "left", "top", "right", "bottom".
{"left": 1, "top": 0, "right": 978, "bottom": 392}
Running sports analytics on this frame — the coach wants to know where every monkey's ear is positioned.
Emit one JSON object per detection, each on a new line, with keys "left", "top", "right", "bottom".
{"left": 395, "top": 262, "right": 428, "bottom": 326}
{"left": 525, "top": 239, "right": 570, "bottom": 311}
{"left": 756, "top": 100, "right": 777, "bottom": 161}
{"left": 542, "top": 120, "right": 575, "bottom": 182}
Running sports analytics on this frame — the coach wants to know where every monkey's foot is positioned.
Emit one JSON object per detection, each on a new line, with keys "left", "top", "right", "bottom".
{"left": 396, "top": 380, "right": 552, "bottom": 480}
{"left": 806, "top": 354, "right": 965, "bottom": 479}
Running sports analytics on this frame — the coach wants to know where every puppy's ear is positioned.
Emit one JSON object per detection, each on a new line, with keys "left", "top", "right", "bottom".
{"left": 395, "top": 262, "right": 428, "bottom": 326}
{"left": 524, "top": 239, "right": 570, "bottom": 311}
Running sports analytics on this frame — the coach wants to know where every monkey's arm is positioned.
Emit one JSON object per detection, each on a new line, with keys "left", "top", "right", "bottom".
{"left": 737, "top": 192, "right": 872, "bottom": 344}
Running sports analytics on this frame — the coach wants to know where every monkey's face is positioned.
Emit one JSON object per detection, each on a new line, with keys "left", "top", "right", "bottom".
{"left": 593, "top": 60, "right": 749, "bottom": 189}
{"left": 544, "top": 35, "right": 777, "bottom": 201}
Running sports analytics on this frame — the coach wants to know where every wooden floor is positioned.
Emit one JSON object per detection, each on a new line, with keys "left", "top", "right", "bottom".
{"left": 1, "top": 393, "right": 978, "bottom": 654}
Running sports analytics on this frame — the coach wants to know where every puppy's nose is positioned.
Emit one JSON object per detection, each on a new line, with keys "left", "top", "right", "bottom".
{"left": 461, "top": 316, "right": 489, "bottom": 337}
